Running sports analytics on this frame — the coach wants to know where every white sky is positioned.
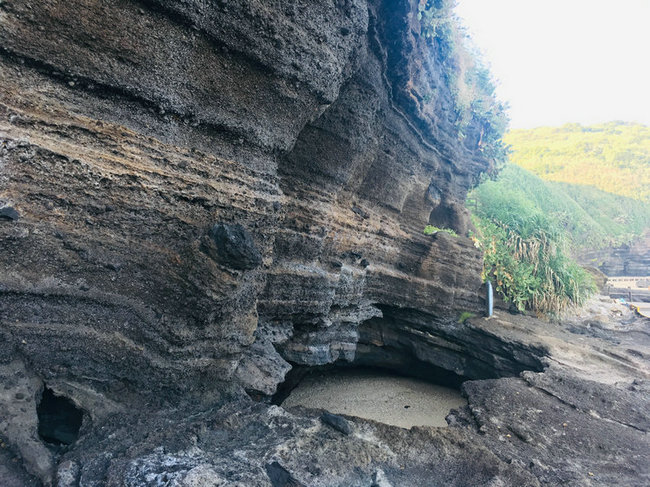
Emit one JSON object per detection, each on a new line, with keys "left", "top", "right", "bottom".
{"left": 454, "top": 0, "right": 650, "bottom": 129}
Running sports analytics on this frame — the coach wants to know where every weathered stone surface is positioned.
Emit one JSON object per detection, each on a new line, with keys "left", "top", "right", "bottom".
{"left": 355, "top": 305, "right": 548, "bottom": 382}
{"left": 265, "top": 461, "right": 306, "bottom": 487}
{"left": 0, "top": 360, "right": 54, "bottom": 484}
{"left": 1, "top": 0, "right": 648, "bottom": 486}
{"left": 39, "top": 401, "right": 541, "bottom": 487}
{"left": 205, "top": 223, "right": 263, "bottom": 271}
{"left": 580, "top": 230, "right": 650, "bottom": 276}
{"left": 320, "top": 412, "right": 353, "bottom": 435}
{"left": 457, "top": 370, "right": 650, "bottom": 486}
{"left": 0, "top": 445, "right": 42, "bottom": 487}
{"left": 234, "top": 322, "right": 293, "bottom": 396}
{"left": 0, "top": 0, "right": 486, "bottom": 407}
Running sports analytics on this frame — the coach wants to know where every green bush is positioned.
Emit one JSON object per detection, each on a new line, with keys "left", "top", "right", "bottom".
{"left": 469, "top": 166, "right": 599, "bottom": 313}
{"left": 424, "top": 225, "right": 458, "bottom": 237}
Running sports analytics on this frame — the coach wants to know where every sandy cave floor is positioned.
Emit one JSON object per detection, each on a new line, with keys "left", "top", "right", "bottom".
{"left": 282, "top": 368, "right": 467, "bottom": 429}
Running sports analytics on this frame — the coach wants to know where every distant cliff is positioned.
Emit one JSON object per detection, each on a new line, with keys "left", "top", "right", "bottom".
{"left": 580, "top": 230, "right": 650, "bottom": 276}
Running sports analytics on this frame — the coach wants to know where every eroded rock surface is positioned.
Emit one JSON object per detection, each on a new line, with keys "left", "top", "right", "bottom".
{"left": 0, "top": 0, "right": 486, "bottom": 404}
{"left": 580, "top": 230, "right": 650, "bottom": 277}
{"left": 1, "top": 0, "right": 649, "bottom": 485}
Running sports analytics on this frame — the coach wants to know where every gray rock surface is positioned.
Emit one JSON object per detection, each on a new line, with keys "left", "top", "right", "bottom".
{"left": 0, "top": 0, "right": 648, "bottom": 485}
{"left": 580, "top": 230, "right": 650, "bottom": 276}
{"left": 457, "top": 369, "right": 650, "bottom": 486}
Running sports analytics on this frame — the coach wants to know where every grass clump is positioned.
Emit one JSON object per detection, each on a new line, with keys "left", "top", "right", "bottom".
{"left": 468, "top": 165, "right": 598, "bottom": 314}
{"left": 458, "top": 311, "right": 476, "bottom": 323}
{"left": 424, "top": 225, "right": 458, "bottom": 237}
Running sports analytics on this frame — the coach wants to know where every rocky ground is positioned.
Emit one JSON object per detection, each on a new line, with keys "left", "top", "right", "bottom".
{"left": 1, "top": 0, "right": 649, "bottom": 485}
{"left": 1, "top": 297, "right": 648, "bottom": 486}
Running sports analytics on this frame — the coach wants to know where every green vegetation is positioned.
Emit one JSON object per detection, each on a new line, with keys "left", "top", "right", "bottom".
{"left": 415, "top": 6, "right": 650, "bottom": 314}
{"left": 469, "top": 165, "right": 599, "bottom": 313}
{"left": 505, "top": 122, "right": 650, "bottom": 201}
{"left": 458, "top": 311, "right": 476, "bottom": 324}
{"left": 417, "top": 0, "right": 509, "bottom": 168}
{"left": 417, "top": 0, "right": 454, "bottom": 41}
{"left": 469, "top": 165, "right": 650, "bottom": 251}
{"left": 468, "top": 123, "right": 650, "bottom": 314}
{"left": 424, "top": 225, "right": 458, "bottom": 237}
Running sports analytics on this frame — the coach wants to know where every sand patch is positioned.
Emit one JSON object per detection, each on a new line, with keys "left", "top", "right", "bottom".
{"left": 282, "top": 368, "right": 466, "bottom": 429}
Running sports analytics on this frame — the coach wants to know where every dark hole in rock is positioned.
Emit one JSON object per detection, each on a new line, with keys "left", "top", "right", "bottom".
{"left": 37, "top": 387, "right": 83, "bottom": 446}
{"left": 271, "top": 365, "right": 313, "bottom": 406}
{"left": 358, "top": 306, "right": 547, "bottom": 380}
{"left": 271, "top": 308, "right": 546, "bottom": 428}
{"left": 274, "top": 365, "right": 468, "bottom": 429}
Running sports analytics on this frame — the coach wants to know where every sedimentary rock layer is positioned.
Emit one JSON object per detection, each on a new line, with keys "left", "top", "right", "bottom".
{"left": 0, "top": 0, "right": 490, "bottom": 404}
{"left": 3, "top": 1, "right": 648, "bottom": 486}
{"left": 580, "top": 230, "right": 650, "bottom": 277}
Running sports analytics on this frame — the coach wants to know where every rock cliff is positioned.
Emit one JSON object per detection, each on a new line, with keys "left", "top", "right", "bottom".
{"left": 1, "top": 0, "right": 493, "bottom": 403}
{"left": 1, "top": 1, "right": 649, "bottom": 486}
{"left": 580, "top": 230, "right": 650, "bottom": 277}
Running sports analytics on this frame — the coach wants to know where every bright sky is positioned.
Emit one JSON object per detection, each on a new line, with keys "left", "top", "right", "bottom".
{"left": 454, "top": 0, "right": 650, "bottom": 129}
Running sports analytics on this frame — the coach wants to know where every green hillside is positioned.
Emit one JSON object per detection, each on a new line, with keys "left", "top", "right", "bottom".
{"left": 504, "top": 122, "right": 650, "bottom": 201}
{"left": 467, "top": 164, "right": 650, "bottom": 313}
{"left": 470, "top": 165, "right": 650, "bottom": 250}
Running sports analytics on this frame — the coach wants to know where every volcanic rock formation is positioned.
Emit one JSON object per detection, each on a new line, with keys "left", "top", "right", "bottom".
{"left": 1, "top": 1, "right": 649, "bottom": 486}
{"left": 1, "top": 0, "right": 492, "bottom": 406}
{"left": 580, "top": 230, "right": 650, "bottom": 277}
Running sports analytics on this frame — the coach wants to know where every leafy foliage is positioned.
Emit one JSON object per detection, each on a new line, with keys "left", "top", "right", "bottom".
{"left": 472, "top": 214, "right": 595, "bottom": 314}
{"left": 424, "top": 225, "right": 458, "bottom": 236}
{"left": 468, "top": 165, "right": 608, "bottom": 313}
{"left": 417, "top": 0, "right": 454, "bottom": 40}
{"left": 469, "top": 165, "right": 650, "bottom": 250}
{"left": 458, "top": 311, "right": 476, "bottom": 323}
{"left": 417, "top": 0, "right": 509, "bottom": 169}
{"left": 505, "top": 122, "right": 650, "bottom": 201}
{"left": 469, "top": 126, "right": 650, "bottom": 314}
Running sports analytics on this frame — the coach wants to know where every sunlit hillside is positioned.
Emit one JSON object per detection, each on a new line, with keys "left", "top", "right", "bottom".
{"left": 504, "top": 122, "right": 650, "bottom": 201}
{"left": 468, "top": 150, "right": 650, "bottom": 313}
{"left": 469, "top": 165, "right": 650, "bottom": 251}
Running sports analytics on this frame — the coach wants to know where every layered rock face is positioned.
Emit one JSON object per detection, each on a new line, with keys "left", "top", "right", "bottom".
{"left": 580, "top": 231, "right": 650, "bottom": 277}
{"left": 0, "top": 0, "right": 489, "bottom": 480}
{"left": 2, "top": 1, "right": 649, "bottom": 486}
{"left": 1, "top": 0, "right": 489, "bottom": 403}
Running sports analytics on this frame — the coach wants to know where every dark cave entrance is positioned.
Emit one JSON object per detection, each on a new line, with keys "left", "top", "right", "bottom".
{"left": 37, "top": 387, "right": 84, "bottom": 446}
{"left": 271, "top": 307, "right": 546, "bottom": 427}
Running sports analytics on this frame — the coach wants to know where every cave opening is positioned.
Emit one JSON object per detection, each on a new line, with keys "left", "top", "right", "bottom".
{"left": 272, "top": 307, "right": 547, "bottom": 428}
{"left": 274, "top": 363, "right": 469, "bottom": 429}
{"left": 37, "top": 386, "right": 84, "bottom": 446}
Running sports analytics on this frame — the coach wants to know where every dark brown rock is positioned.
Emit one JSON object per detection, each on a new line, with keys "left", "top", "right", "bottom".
{"left": 0, "top": 0, "right": 648, "bottom": 486}
{"left": 205, "top": 223, "right": 263, "bottom": 270}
